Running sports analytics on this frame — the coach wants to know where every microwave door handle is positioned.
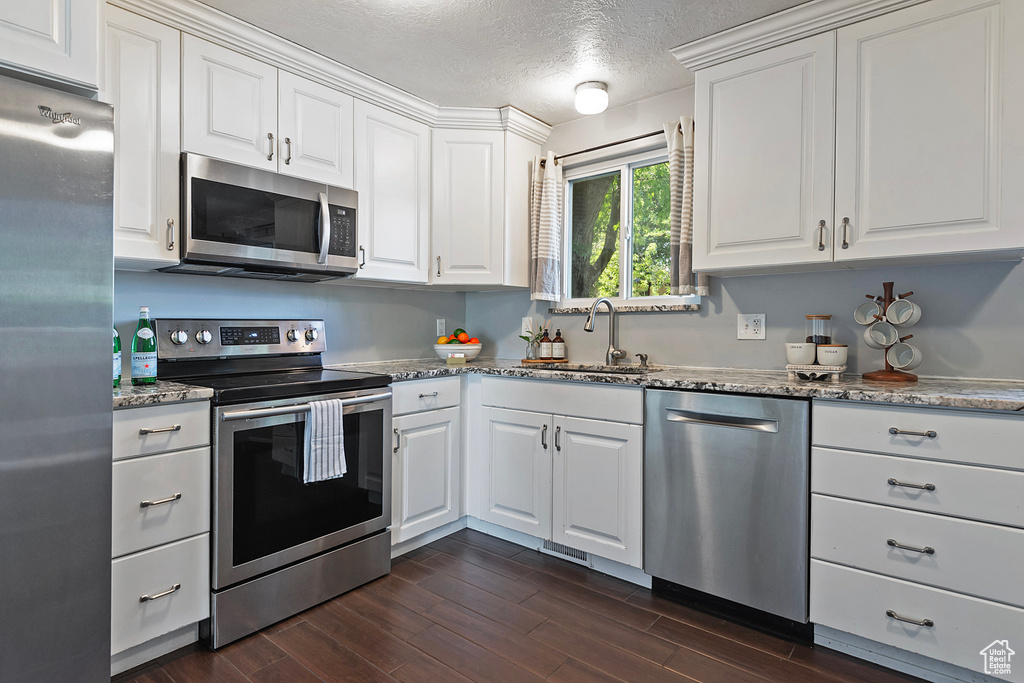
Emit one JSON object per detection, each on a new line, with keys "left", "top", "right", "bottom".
{"left": 317, "top": 192, "right": 330, "bottom": 265}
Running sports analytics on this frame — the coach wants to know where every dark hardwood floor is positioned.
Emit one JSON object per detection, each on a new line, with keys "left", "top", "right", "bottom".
{"left": 114, "top": 529, "right": 920, "bottom": 683}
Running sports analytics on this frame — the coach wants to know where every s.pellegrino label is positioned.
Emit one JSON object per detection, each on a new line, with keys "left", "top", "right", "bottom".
{"left": 113, "top": 327, "right": 121, "bottom": 388}
{"left": 131, "top": 306, "right": 157, "bottom": 386}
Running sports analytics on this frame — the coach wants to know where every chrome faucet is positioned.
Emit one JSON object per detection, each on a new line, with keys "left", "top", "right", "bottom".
{"left": 584, "top": 297, "right": 626, "bottom": 366}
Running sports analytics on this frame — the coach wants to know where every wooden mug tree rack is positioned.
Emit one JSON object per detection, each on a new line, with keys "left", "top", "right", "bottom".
{"left": 862, "top": 281, "right": 918, "bottom": 383}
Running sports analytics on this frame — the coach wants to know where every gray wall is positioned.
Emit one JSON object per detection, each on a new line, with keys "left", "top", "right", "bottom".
{"left": 115, "top": 272, "right": 466, "bottom": 372}
{"left": 467, "top": 258, "right": 1024, "bottom": 381}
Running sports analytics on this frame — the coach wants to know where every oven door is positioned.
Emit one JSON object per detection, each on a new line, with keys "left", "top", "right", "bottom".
{"left": 211, "top": 387, "right": 391, "bottom": 590}
{"left": 182, "top": 153, "right": 358, "bottom": 276}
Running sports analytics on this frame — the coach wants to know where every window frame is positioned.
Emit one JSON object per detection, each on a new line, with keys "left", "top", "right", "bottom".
{"left": 558, "top": 149, "right": 700, "bottom": 309}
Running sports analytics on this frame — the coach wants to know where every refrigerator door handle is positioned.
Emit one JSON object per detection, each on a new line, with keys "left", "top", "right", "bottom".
{"left": 665, "top": 408, "right": 779, "bottom": 433}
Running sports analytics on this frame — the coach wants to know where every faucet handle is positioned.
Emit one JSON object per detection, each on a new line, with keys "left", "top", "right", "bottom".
{"left": 635, "top": 353, "right": 649, "bottom": 367}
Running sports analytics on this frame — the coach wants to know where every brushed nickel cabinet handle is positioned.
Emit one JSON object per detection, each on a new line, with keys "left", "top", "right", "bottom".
{"left": 418, "top": 392, "right": 438, "bottom": 398}
{"left": 393, "top": 428, "right": 400, "bottom": 454}
{"left": 555, "top": 425, "right": 561, "bottom": 451}
{"left": 284, "top": 137, "right": 292, "bottom": 165}
{"left": 887, "top": 477, "right": 936, "bottom": 491}
{"left": 887, "top": 538, "right": 935, "bottom": 555}
{"left": 359, "top": 245, "right": 366, "bottom": 269}
{"left": 138, "top": 424, "right": 181, "bottom": 435}
{"left": 541, "top": 424, "right": 548, "bottom": 449}
{"left": 886, "top": 609, "right": 933, "bottom": 628}
{"left": 140, "top": 583, "right": 181, "bottom": 603}
{"left": 166, "top": 218, "right": 175, "bottom": 251}
{"left": 889, "top": 427, "right": 937, "bottom": 438}
{"left": 436, "top": 256, "right": 441, "bottom": 277}
{"left": 817, "top": 220, "right": 826, "bottom": 251}
{"left": 139, "top": 493, "right": 182, "bottom": 509}
{"left": 267, "top": 132, "right": 275, "bottom": 161}
{"left": 841, "top": 216, "right": 850, "bottom": 249}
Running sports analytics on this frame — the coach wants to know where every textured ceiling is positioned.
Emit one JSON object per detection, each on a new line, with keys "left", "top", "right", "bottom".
{"left": 198, "top": 0, "right": 810, "bottom": 126}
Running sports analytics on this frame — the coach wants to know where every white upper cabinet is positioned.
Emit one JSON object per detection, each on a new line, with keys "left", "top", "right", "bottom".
{"left": 105, "top": 7, "right": 180, "bottom": 270}
{"left": 353, "top": 101, "right": 430, "bottom": 283}
{"left": 0, "top": 0, "right": 99, "bottom": 90}
{"left": 833, "top": 0, "right": 1022, "bottom": 262}
{"left": 278, "top": 70, "right": 353, "bottom": 187}
{"left": 694, "top": 33, "right": 837, "bottom": 272}
{"left": 182, "top": 35, "right": 354, "bottom": 186}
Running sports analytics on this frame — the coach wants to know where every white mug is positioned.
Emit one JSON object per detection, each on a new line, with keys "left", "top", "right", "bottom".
{"left": 864, "top": 321, "right": 900, "bottom": 349}
{"left": 785, "top": 342, "right": 817, "bottom": 365}
{"left": 887, "top": 342, "right": 923, "bottom": 370}
{"left": 886, "top": 297, "right": 922, "bottom": 327}
{"left": 816, "top": 344, "right": 848, "bottom": 366}
{"left": 854, "top": 300, "right": 885, "bottom": 326}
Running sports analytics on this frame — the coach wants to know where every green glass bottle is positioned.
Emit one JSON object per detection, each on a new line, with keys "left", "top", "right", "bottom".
{"left": 113, "top": 326, "right": 121, "bottom": 388}
{"left": 130, "top": 306, "right": 157, "bottom": 386}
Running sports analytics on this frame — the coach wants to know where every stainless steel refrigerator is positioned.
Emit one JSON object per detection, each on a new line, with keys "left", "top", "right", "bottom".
{"left": 0, "top": 73, "right": 114, "bottom": 682}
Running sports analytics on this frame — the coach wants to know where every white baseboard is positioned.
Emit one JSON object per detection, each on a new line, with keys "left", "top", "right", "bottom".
{"left": 110, "top": 623, "right": 198, "bottom": 676}
{"left": 814, "top": 625, "right": 1006, "bottom": 683}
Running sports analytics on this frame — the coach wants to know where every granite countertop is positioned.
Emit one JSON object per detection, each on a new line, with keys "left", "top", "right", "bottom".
{"left": 329, "top": 358, "right": 1024, "bottom": 413}
{"left": 113, "top": 381, "right": 213, "bottom": 409}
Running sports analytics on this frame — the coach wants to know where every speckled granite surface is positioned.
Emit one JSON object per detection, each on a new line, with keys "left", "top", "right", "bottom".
{"left": 329, "top": 359, "right": 1024, "bottom": 412}
{"left": 113, "top": 381, "right": 213, "bottom": 409}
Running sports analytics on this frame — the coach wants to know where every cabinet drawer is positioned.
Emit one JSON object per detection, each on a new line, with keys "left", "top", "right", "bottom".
{"left": 393, "top": 377, "right": 460, "bottom": 415}
{"left": 813, "top": 401, "right": 1024, "bottom": 470}
{"left": 810, "top": 560, "right": 1024, "bottom": 680}
{"left": 812, "top": 496, "right": 1024, "bottom": 607}
{"left": 113, "top": 401, "right": 210, "bottom": 460}
{"left": 111, "top": 534, "right": 210, "bottom": 655}
{"left": 812, "top": 447, "right": 1024, "bottom": 527}
{"left": 481, "top": 377, "right": 643, "bottom": 424}
{"left": 112, "top": 447, "right": 211, "bottom": 558}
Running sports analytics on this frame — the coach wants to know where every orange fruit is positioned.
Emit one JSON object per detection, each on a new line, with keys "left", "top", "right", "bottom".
{"left": 457, "top": 332, "right": 470, "bottom": 343}
{"left": 469, "top": 337, "right": 480, "bottom": 344}
{"left": 436, "top": 336, "right": 448, "bottom": 344}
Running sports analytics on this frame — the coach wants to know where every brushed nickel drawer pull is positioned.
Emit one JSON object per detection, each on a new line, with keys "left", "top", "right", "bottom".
{"left": 359, "top": 245, "right": 366, "bottom": 269}
{"left": 436, "top": 256, "right": 442, "bottom": 277}
{"left": 138, "top": 424, "right": 181, "bottom": 435}
{"left": 886, "top": 609, "right": 933, "bottom": 627}
{"left": 887, "top": 478, "right": 936, "bottom": 491}
{"left": 418, "top": 392, "right": 438, "bottom": 398}
{"left": 267, "top": 132, "right": 275, "bottom": 161}
{"left": 887, "top": 538, "right": 935, "bottom": 555}
{"left": 841, "top": 216, "right": 850, "bottom": 249}
{"left": 889, "top": 427, "right": 937, "bottom": 438}
{"left": 817, "top": 220, "right": 826, "bottom": 251}
{"left": 284, "top": 137, "right": 292, "bottom": 165}
{"left": 166, "top": 218, "right": 175, "bottom": 251}
{"left": 541, "top": 424, "right": 548, "bottom": 449}
{"left": 555, "top": 425, "right": 561, "bottom": 451}
{"left": 139, "top": 493, "right": 182, "bottom": 509}
{"left": 393, "top": 427, "right": 400, "bottom": 454}
{"left": 140, "top": 583, "right": 181, "bottom": 603}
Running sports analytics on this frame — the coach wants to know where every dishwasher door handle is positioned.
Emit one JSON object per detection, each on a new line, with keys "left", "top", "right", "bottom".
{"left": 665, "top": 408, "right": 779, "bottom": 433}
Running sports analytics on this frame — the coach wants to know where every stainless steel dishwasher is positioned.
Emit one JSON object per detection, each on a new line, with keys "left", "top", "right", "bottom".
{"left": 645, "top": 390, "right": 809, "bottom": 623}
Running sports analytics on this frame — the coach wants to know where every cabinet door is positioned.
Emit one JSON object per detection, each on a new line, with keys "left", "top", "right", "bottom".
{"left": 552, "top": 416, "right": 642, "bottom": 567}
{"left": 478, "top": 407, "right": 551, "bottom": 538}
{"left": 278, "top": 70, "right": 353, "bottom": 187}
{"left": 181, "top": 35, "right": 277, "bottom": 171}
{"left": 0, "top": 0, "right": 98, "bottom": 89}
{"left": 353, "top": 101, "right": 430, "bottom": 283}
{"left": 834, "top": 0, "right": 1022, "bottom": 261}
{"left": 105, "top": 7, "right": 180, "bottom": 269}
{"left": 693, "top": 33, "right": 836, "bottom": 272}
{"left": 392, "top": 407, "right": 460, "bottom": 545}
{"left": 431, "top": 128, "right": 504, "bottom": 285}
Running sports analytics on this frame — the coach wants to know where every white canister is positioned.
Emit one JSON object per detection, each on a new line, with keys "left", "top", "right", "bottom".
{"left": 816, "top": 344, "right": 848, "bottom": 366}
{"left": 785, "top": 342, "right": 817, "bottom": 365}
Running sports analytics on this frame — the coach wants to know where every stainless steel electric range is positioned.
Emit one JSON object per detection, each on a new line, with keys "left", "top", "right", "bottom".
{"left": 155, "top": 319, "right": 392, "bottom": 649}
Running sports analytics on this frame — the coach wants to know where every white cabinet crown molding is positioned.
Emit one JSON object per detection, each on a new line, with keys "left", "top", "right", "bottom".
{"left": 671, "top": 0, "right": 930, "bottom": 71}
{"left": 108, "top": 0, "right": 551, "bottom": 143}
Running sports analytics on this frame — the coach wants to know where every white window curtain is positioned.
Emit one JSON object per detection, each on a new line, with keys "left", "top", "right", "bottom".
{"left": 665, "top": 116, "right": 710, "bottom": 296}
{"left": 529, "top": 151, "right": 562, "bottom": 301}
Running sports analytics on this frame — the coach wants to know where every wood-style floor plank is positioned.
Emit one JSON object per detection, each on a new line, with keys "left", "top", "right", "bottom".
{"left": 418, "top": 550, "right": 540, "bottom": 603}
{"left": 449, "top": 528, "right": 528, "bottom": 558}
{"left": 423, "top": 599, "right": 568, "bottom": 677}
{"left": 648, "top": 614, "right": 794, "bottom": 679}
{"left": 246, "top": 656, "right": 324, "bottom": 683}
{"left": 217, "top": 634, "right": 287, "bottom": 676}
{"left": 510, "top": 548, "right": 638, "bottom": 601}
{"left": 520, "top": 568, "right": 659, "bottom": 631}
{"left": 408, "top": 624, "right": 546, "bottom": 683}
{"left": 301, "top": 599, "right": 421, "bottom": 673}
{"left": 662, "top": 645, "right": 769, "bottom": 683}
{"left": 788, "top": 643, "right": 923, "bottom": 683}
{"left": 265, "top": 621, "right": 392, "bottom": 683}
{"left": 363, "top": 573, "right": 444, "bottom": 614}
{"left": 390, "top": 654, "right": 474, "bottom": 683}
{"left": 333, "top": 588, "right": 433, "bottom": 642}
{"left": 398, "top": 545, "right": 439, "bottom": 563}
{"left": 113, "top": 667, "right": 176, "bottom": 683}
{"left": 157, "top": 643, "right": 249, "bottom": 683}
{"left": 426, "top": 537, "right": 533, "bottom": 579}
{"left": 416, "top": 571, "right": 546, "bottom": 635}
{"left": 547, "top": 658, "right": 625, "bottom": 683}
{"left": 388, "top": 556, "right": 437, "bottom": 584}
{"left": 521, "top": 589, "right": 678, "bottom": 665}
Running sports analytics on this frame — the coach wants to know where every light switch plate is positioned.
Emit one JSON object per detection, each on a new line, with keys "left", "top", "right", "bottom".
{"left": 738, "top": 313, "right": 766, "bottom": 340}
{"left": 436, "top": 318, "right": 446, "bottom": 337}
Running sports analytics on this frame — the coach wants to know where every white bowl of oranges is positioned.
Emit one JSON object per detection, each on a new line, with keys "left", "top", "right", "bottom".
{"left": 434, "top": 329, "right": 482, "bottom": 360}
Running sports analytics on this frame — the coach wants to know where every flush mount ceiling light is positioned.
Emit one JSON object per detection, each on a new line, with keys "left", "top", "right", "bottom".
{"left": 575, "top": 81, "right": 608, "bottom": 115}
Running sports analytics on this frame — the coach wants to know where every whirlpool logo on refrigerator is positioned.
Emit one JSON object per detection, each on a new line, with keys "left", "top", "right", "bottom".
{"left": 38, "top": 105, "right": 81, "bottom": 125}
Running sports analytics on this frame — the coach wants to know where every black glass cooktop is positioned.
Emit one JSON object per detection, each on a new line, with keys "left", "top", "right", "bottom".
{"left": 184, "top": 368, "right": 391, "bottom": 405}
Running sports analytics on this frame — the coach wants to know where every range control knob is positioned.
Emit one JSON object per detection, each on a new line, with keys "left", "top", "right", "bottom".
{"left": 305, "top": 328, "right": 319, "bottom": 342}
{"left": 195, "top": 329, "right": 213, "bottom": 345}
{"left": 169, "top": 330, "right": 188, "bottom": 345}
{"left": 286, "top": 329, "right": 300, "bottom": 342}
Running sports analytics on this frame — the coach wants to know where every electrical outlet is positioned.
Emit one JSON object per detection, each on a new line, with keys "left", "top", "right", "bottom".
{"left": 436, "top": 318, "right": 446, "bottom": 337}
{"left": 522, "top": 317, "right": 534, "bottom": 336}
{"left": 737, "top": 313, "right": 766, "bottom": 340}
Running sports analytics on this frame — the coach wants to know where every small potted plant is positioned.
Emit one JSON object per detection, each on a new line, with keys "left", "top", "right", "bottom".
{"left": 519, "top": 319, "right": 550, "bottom": 360}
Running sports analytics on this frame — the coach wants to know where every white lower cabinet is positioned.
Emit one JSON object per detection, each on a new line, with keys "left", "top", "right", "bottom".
{"left": 391, "top": 378, "right": 461, "bottom": 545}
{"left": 475, "top": 378, "right": 643, "bottom": 568}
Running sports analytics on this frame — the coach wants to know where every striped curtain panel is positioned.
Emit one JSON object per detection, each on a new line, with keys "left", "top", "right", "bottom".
{"left": 665, "top": 116, "right": 710, "bottom": 296}
{"left": 529, "top": 151, "right": 563, "bottom": 301}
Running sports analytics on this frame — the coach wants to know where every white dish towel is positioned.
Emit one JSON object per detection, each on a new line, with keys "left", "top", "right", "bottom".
{"left": 303, "top": 399, "right": 347, "bottom": 483}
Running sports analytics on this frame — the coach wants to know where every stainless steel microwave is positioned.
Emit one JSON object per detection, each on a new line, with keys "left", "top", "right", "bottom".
{"left": 161, "top": 153, "right": 358, "bottom": 281}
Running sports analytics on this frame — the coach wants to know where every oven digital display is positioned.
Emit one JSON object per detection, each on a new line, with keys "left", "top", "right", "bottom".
{"left": 221, "top": 326, "right": 281, "bottom": 345}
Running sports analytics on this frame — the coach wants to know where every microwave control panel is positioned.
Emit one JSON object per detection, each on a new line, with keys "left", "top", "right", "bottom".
{"left": 328, "top": 206, "right": 356, "bottom": 257}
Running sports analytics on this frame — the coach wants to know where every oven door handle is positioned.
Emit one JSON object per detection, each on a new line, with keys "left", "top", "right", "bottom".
{"left": 220, "top": 391, "right": 392, "bottom": 422}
